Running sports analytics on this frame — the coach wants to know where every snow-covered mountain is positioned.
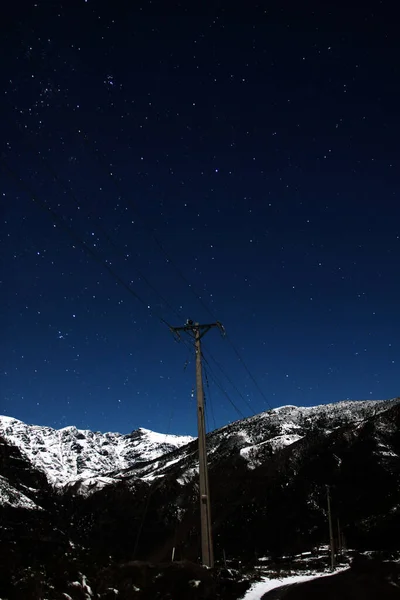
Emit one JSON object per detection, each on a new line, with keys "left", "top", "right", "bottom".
{"left": 86, "top": 397, "right": 399, "bottom": 488}
{"left": 1, "top": 398, "right": 397, "bottom": 493}
{"left": 0, "top": 416, "right": 193, "bottom": 487}
{"left": 214, "top": 398, "right": 399, "bottom": 468}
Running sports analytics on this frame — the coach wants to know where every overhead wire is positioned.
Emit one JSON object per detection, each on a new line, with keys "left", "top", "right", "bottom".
{"left": 77, "top": 127, "right": 222, "bottom": 316}
{"left": 201, "top": 352, "right": 246, "bottom": 420}
{"left": 223, "top": 333, "right": 274, "bottom": 412}
{"left": 77, "top": 127, "right": 274, "bottom": 414}
{"left": 203, "top": 346, "right": 257, "bottom": 416}
{"left": 1, "top": 160, "right": 172, "bottom": 330}
{"left": 203, "top": 364, "right": 217, "bottom": 432}
{"left": 11, "top": 123, "right": 186, "bottom": 329}
{"left": 204, "top": 397, "right": 211, "bottom": 436}
{"left": 3, "top": 132, "right": 201, "bottom": 414}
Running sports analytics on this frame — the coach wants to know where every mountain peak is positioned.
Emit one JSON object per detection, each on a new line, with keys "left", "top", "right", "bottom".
{"left": 0, "top": 416, "right": 194, "bottom": 487}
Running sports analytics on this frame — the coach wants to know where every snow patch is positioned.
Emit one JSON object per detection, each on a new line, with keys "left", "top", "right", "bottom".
{"left": 240, "top": 434, "right": 303, "bottom": 468}
{"left": 241, "top": 568, "right": 349, "bottom": 599}
{"left": 268, "top": 433, "right": 304, "bottom": 450}
{"left": 0, "top": 475, "right": 43, "bottom": 511}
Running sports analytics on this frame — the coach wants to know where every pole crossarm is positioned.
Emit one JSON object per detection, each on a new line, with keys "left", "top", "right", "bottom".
{"left": 170, "top": 320, "right": 225, "bottom": 340}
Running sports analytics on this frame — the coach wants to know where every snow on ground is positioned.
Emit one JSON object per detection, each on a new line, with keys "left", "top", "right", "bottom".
{"left": 136, "top": 428, "right": 193, "bottom": 448}
{"left": 176, "top": 466, "right": 199, "bottom": 485}
{"left": 141, "top": 455, "right": 184, "bottom": 480}
{"left": 266, "top": 433, "right": 303, "bottom": 451}
{"left": 65, "top": 476, "right": 118, "bottom": 496}
{"left": 241, "top": 568, "right": 349, "bottom": 600}
{"left": 240, "top": 434, "right": 304, "bottom": 469}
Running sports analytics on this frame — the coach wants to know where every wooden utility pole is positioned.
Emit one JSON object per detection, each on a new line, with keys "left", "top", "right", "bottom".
{"left": 171, "top": 320, "right": 224, "bottom": 568}
{"left": 326, "top": 485, "right": 335, "bottom": 570}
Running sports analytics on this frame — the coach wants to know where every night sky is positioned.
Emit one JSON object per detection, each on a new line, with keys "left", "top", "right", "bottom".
{"left": 1, "top": 2, "right": 399, "bottom": 436}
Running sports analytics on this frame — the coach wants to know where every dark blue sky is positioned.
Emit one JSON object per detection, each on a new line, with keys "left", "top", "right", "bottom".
{"left": 1, "top": 1, "right": 399, "bottom": 436}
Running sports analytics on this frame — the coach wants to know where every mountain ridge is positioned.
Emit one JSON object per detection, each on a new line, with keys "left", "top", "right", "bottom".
{"left": 1, "top": 398, "right": 398, "bottom": 493}
{"left": 0, "top": 416, "right": 194, "bottom": 487}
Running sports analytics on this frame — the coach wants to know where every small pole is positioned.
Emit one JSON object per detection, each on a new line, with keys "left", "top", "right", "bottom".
{"left": 326, "top": 485, "right": 335, "bottom": 570}
{"left": 171, "top": 547, "right": 176, "bottom": 562}
{"left": 337, "top": 518, "right": 342, "bottom": 557}
{"left": 223, "top": 548, "right": 227, "bottom": 568}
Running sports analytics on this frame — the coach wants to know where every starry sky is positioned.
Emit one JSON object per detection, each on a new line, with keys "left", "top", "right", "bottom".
{"left": 1, "top": 1, "right": 399, "bottom": 436}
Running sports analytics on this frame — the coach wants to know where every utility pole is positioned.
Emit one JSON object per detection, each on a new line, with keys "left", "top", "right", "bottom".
{"left": 171, "top": 320, "right": 224, "bottom": 568}
{"left": 326, "top": 485, "right": 335, "bottom": 570}
{"left": 337, "top": 517, "right": 342, "bottom": 558}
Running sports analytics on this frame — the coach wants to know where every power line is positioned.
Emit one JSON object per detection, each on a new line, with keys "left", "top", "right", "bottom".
{"left": 11, "top": 125, "right": 184, "bottom": 327}
{"left": 203, "top": 346, "right": 258, "bottom": 416}
{"left": 44, "top": 162, "right": 180, "bottom": 322}
{"left": 201, "top": 352, "right": 246, "bottom": 420}
{"left": 2, "top": 160, "right": 172, "bottom": 330}
{"left": 78, "top": 128, "right": 272, "bottom": 413}
{"left": 224, "top": 333, "right": 274, "bottom": 412}
{"left": 204, "top": 395, "right": 211, "bottom": 435}
{"left": 77, "top": 128, "right": 220, "bottom": 313}
{"left": 203, "top": 364, "right": 217, "bottom": 432}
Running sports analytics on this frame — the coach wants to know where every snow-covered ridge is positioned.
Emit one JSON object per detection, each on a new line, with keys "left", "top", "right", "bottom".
{"left": 217, "top": 398, "right": 398, "bottom": 443}
{"left": 78, "top": 398, "right": 400, "bottom": 490}
{"left": 209, "top": 398, "right": 400, "bottom": 470}
{"left": 0, "top": 417, "right": 194, "bottom": 487}
{"left": 1, "top": 399, "right": 398, "bottom": 492}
